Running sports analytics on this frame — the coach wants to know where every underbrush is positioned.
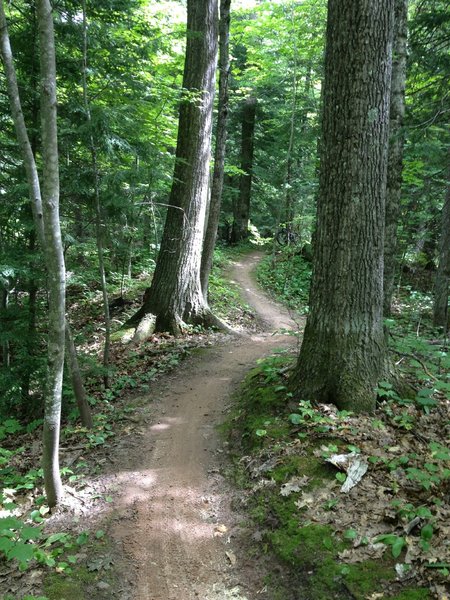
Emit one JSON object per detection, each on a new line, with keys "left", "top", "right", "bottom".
{"left": 256, "top": 246, "right": 311, "bottom": 312}
{"left": 227, "top": 352, "right": 448, "bottom": 599}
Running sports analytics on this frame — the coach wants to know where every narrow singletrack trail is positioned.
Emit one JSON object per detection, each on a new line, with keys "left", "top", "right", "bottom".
{"left": 108, "top": 251, "right": 302, "bottom": 600}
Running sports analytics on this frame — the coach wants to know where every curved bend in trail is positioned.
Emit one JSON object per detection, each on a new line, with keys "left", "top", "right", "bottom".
{"left": 110, "top": 251, "right": 301, "bottom": 600}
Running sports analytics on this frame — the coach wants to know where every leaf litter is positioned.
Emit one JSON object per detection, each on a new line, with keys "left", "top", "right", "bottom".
{"left": 241, "top": 390, "right": 450, "bottom": 597}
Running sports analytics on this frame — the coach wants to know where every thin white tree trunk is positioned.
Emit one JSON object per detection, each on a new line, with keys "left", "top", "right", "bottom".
{"left": 36, "top": 0, "right": 66, "bottom": 507}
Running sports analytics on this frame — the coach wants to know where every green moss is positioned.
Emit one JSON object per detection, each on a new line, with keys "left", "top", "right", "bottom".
{"left": 44, "top": 567, "right": 95, "bottom": 600}
{"left": 271, "top": 523, "right": 341, "bottom": 566}
{"left": 343, "top": 561, "right": 395, "bottom": 597}
{"left": 110, "top": 328, "right": 134, "bottom": 342}
{"left": 271, "top": 452, "right": 335, "bottom": 486}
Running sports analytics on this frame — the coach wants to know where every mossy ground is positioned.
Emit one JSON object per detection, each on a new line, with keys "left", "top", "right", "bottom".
{"left": 44, "top": 567, "right": 94, "bottom": 600}
{"left": 227, "top": 356, "right": 431, "bottom": 600}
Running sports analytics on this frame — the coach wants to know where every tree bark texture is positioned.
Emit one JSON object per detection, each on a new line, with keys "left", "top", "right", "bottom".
{"left": 231, "top": 96, "right": 257, "bottom": 243}
{"left": 37, "top": 0, "right": 66, "bottom": 507}
{"left": 134, "top": 0, "right": 219, "bottom": 334}
{"left": 291, "top": 0, "right": 394, "bottom": 413}
{"left": 200, "top": 0, "right": 231, "bottom": 297}
{"left": 384, "top": 0, "right": 408, "bottom": 315}
{"left": 65, "top": 323, "right": 93, "bottom": 429}
{"left": 433, "top": 162, "right": 450, "bottom": 330}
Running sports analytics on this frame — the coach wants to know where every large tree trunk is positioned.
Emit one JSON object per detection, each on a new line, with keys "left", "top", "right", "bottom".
{"left": 231, "top": 96, "right": 257, "bottom": 243}
{"left": 290, "top": 0, "right": 394, "bottom": 413}
{"left": 384, "top": 0, "right": 408, "bottom": 315}
{"left": 200, "top": 0, "right": 231, "bottom": 297}
{"left": 129, "top": 0, "right": 222, "bottom": 335}
{"left": 433, "top": 166, "right": 450, "bottom": 330}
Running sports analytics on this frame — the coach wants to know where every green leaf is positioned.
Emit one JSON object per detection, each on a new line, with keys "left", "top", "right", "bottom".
{"left": 335, "top": 472, "right": 346, "bottom": 483}
{"left": 416, "top": 507, "right": 432, "bottom": 518}
{"left": 0, "top": 536, "right": 15, "bottom": 553}
{"left": 7, "top": 542, "right": 35, "bottom": 563}
{"left": 44, "top": 532, "right": 70, "bottom": 546}
{"left": 391, "top": 537, "right": 406, "bottom": 558}
{"left": 421, "top": 523, "right": 433, "bottom": 541}
{"left": 20, "top": 526, "right": 42, "bottom": 541}
{"left": 255, "top": 429, "right": 267, "bottom": 437}
{"left": 30, "top": 510, "right": 44, "bottom": 523}
{"left": 343, "top": 529, "right": 358, "bottom": 540}
{"left": 76, "top": 532, "right": 89, "bottom": 545}
{"left": 0, "top": 516, "right": 23, "bottom": 531}
{"left": 289, "top": 413, "right": 302, "bottom": 425}
{"left": 346, "top": 445, "right": 360, "bottom": 454}
{"left": 375, "top": 533, "right": 406, "bottom": 559}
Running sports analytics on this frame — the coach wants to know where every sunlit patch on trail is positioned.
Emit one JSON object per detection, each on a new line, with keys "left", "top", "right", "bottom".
{"left": 149, "top": 416, "right": 184, "bottom": 430}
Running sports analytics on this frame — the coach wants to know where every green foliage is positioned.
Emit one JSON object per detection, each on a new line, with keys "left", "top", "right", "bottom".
{"left": 257, "top": 249, "right": 311, "bottom": 311}
{"left": 375, "top": 534, "right": 407, "bottom": 559}
{"left": 0, "top": 419, "right": 23, "bottom": 440}
{"left": 225, "top": 0, "right": 326, "bottom": 234}
{"left": 0, "top": 514, "right": 92, "bottom": 574}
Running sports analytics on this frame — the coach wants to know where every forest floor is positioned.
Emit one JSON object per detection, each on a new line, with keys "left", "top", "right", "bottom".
{"left": 2, "top": 250, "right": 448, "bottom": 600}
{"left": 102, "top": 250, "right": 300, "bottom": 600}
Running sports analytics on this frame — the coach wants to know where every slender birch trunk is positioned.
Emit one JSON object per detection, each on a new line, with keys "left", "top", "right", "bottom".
{"left": 35, "top": 0, "right": 66, "bottom": 507}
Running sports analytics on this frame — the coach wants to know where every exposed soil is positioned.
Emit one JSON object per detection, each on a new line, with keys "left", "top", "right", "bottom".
{"left": 104, "top": 251, "right": 302, "bottom": 600}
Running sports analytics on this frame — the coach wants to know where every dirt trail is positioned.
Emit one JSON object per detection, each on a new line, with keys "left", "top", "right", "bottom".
{"left": 110, "top": 251, "right": 300, "bottom": 600}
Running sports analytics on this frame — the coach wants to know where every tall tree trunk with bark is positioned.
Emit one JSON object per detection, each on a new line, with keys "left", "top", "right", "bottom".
{"left": 290, "top": 0, "right": 394, "bottom": 413}
{"left": 231, "top": 96, "right": 257, "bottom": 243}
{"left": 129, "top": 0, "right": 221, "bottom": 335}
{"left": 384, "top": 0, "right": 408, "bottom": 315}
{"left": 200, "top": 0, "right": 231, "bottom": 297}
{"left": 433, "top": 164, "right": 450, "bottom": 330}
{"left": 0, "top": 0, "right": 92, "bottom": 435}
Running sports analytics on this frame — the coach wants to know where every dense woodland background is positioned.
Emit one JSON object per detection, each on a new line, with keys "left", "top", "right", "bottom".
{"left": 0, "top": 0, "right": 449, "bottom": 598}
